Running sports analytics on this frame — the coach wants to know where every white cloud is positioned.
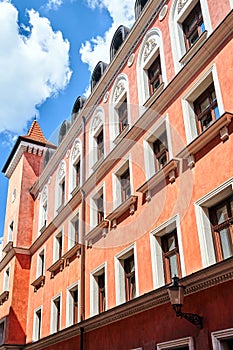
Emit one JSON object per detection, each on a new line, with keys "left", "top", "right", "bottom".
{"left": 0, "top": 0, "right": 72, "bottom": 134}
{"left": 46, "top": 0, "right": 63, "bottom": 11}
{"left": 80, "top": 0, "right": 135, "bottom": 73}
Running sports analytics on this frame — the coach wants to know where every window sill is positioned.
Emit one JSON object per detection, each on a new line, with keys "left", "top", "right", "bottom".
{"left": 106, "top": 195, "right": 138, "bottom": 228}
{"left": 136, "top": 160, "right": 179, "bottom": 202}
{"left": 113, "top": 125, "right": 130, "bottom": 145}
{"left": 31, "top": 275, "right": 45, "bottom": 292}
{"left": 0, "top": 290, "right": 9, "bottom": 305}
{"left": 150, "top": 82, "right": 165, "bottom": 101}
{"left": 179, "top": 30, "right": 208, "bottom": 65}
{"left": 178, "top": 112, "right": 233, "bottom": 167}
{"left": 62, "top": 243, "right": 81, "bottom": 266}
{"left": 2, "top": 241, "right": 13, "bottom": 254}
{"left": 47, "top": 258, "right": 64, "bottom": 278}
{"left": 86, "top": 220, "right": 109, "bottom": 247}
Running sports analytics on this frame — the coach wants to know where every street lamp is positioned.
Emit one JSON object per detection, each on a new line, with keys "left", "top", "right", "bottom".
{"left": 167, "top": 276, "right": 203, "bottom": 329}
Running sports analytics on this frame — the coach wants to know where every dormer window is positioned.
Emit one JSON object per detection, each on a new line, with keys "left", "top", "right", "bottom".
{"left": 110, "top": 26, "right": 130, "bottom": 61}
{"left": 72, "top": 96, "right": 86, "bottom": 123}
{"left": 91, "top": 61, "right": 108, "bottom": 92}
{"left": 135, "top": 0, "right": 149, "bottom": 20}
{"left": 59, "top": 120, "right": 71, "bottom": 145}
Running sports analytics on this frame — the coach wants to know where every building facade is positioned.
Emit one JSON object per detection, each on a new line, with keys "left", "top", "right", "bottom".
{"left": 0, "top": 0, "right": 233, "bottom": 349}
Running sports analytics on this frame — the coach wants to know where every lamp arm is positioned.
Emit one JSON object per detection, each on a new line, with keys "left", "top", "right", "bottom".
{"left": 173, "top": 306, "right": 203, "bottom": 329}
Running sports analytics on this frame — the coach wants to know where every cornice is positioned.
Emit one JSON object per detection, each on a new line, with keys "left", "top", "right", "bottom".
{"left": 24, "top": 257, "right": 233, "bottom": 350}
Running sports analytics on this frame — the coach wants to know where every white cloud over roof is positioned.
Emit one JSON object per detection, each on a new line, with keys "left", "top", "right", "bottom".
{"left": 80, "top": 0, "right": 135, "bottom": 74}
{"left": 0, "top": 0, "right": 72, "bottom": 134}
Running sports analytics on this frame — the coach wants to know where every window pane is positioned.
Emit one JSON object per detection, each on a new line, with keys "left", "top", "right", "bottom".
{"left": 167, "top": 235, "right": 176, "bottom": 251}
{"left": 169, "top": 254, "right": 178, "bottom": 278}
{"left": 219, "top": 228, "right": 232, "bottom": 259}
{"left": 216, "top": 204, "right": 228, "bottom": 224}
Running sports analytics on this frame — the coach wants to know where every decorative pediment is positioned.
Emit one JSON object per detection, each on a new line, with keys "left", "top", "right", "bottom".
{"left": 177, "top": 0, "right": 188, "bottom": 14}
{"left": 92, "top": 112, "right": 103, "bottom": 131}
{"left": 114, "top": 80, "right": 126, "bottom": 102}
{"left": 143, "top": 38, "right": 157, "bottom": 61}
{"left": 58, "top": 161, "right": 66, "bottom": 180}
{"left": 71, "top": 139, "right": 81, "bottom": 161}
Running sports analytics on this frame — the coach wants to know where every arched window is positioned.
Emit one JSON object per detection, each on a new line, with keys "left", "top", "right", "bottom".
{"left": 91, "top": 61, "right": 108, "bottom": 92}
{"left": 72, "top": 96, "right": 86, "bottom": 123}
{"left": 169, "top": 0, "right": 212, "bottom": 72}
{"left": 137, "top": 28, "right": 167, "bottom": 105}
{"left": 39, "top": 186, "right": 48, "bottom": 232}
{"left": 135, "top": 0, "right": 149, "bottom": 19}
{"left": 55, "top": 160, "right": 66, "bottom": 213}
{"left": 69, "top": 138, "right": 82, "bottom": 198}
{"left": 110, "top": 25, "right": 130, "bottom": 61}
{"left": 109, "top": 74, "right": 131, "bottom": 147}
{"left": 89, "top": 107, "right": 105, "bottom": 173}
{"left": 59, "top": 120, "right": 71, "bottom": 145}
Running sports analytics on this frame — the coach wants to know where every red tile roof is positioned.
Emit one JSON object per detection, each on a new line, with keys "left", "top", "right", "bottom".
{"left": 23, "top": 119, "right": 48, "bottom": 143}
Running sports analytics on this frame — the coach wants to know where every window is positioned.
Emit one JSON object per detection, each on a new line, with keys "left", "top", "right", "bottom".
{"left": 54, "top": 232, "right": 63, "bottom": 261}
{"left": 69, "top": 139, "right": 81, "bottom": 197}
{"left": 33, "top": 308, "right": 42, "bottom": 341}
{"left": 161, "top": 230, "right": 181, "bottom": 284}
{"left": 209, "top": 195, "right": 233, "bottom": 261}
{"left": 182, "top": 66, "right": 224, "bottom": 143}
{"left": 89, "top": 108, "right": 105, "bottom": 171}
{"left": 67, "top": 284, "right": 79, "bottom": 326}
{"left": 194, "top": 83, "right": 220, "bottom": 133}
{"left": 91, "top": 187, "right": 105, "bottom": 229}
{"left": 212, "top": 328, "right": 233, "bottom": 350}
{"left": 137, "top": 29, "right": 167, "bottom": 105}
{"left": 96, "top": 128, "right": 104, "bottom": 161}
{"left": 37, "top": 250, "right": 45, "bottom": 277}
{"left": 109, "top": 75, "right": 130, "bottom": 145}
{"left": 39, "top": 187, "right": 48, "bottom": 231}
{"left": 117, "top": 98, "right": 128, "bottom": 133}
{"left": 68, "top": 213, "right": 79, "bottom": 250}
{"left": 195, "top": 178, "right": 233, "bottom": 267}
{"left": 90, "top": 265, "right": 106, "bottom": 316}
{"left": 0, "top": 320, "right": 5, "bottom": 346}
{"left": 148, "top": 55, "right": 162, "bottom": 95}
{"left": 51, "top": 296, "right": 61, "bottom": 333}
{"left": 91, "top": 61, "right": 108, "bottom": 92}
{"left": 110, "top": 25, "right": 130, "bottom": 61}
{"left": 120, "top": 168, "right": 131, "bottom": 202}
{"left": 135, "top": 0, "right": 149, "bottom": 19}
{"left": 182, "top": 2, "right": 205, "bottom": 51}
{"left": 157, "top": 336, "right": 194, "bottom": 350}
{"left": 3, "top": 267, "right": 10, "bottom": 292}
{"left": 115, "top": 245, "right": 138, "bottom": 305}
{"left": 144, "top": 118, "right": 172, "bottom": 180}
{"left": 8, "top": 221, "right": 13, "bottom": 242}
{"left": 150, "top": 215, "right": 185, "bottom": 289}
{"left": 56, "top": 161, "right": 66, "bottom": 212}
{"left": 169, "top": 0, "right": 212, "bottom": 71}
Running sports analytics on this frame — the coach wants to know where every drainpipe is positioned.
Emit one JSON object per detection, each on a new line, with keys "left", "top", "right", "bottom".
{"left": 80, "top": 116, "right": 86, "bottom": 323}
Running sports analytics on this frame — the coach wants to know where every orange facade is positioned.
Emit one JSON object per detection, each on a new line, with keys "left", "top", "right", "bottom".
{"left": 0, "top": 1, "right": 233, "bottom": 349}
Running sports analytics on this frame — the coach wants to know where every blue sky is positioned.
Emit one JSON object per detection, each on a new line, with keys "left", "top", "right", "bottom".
{"left": 0, "top": 0, "right": 135, "bottom": 239}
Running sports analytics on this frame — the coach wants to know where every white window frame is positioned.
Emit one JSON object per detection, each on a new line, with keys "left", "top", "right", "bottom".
{"left": 212, "top": 328, "right": 233, "bottom": 350}
{"left": 33, "top": 306, "right": 42, "bottom": 342}
{"left": 194, "top": 177, "right": 233, "bottom": 268}
{"left": 114, "top": 243, "right": 139, "bottom": 305}
{"left": 69, "top": 138, "right": 82, "bottom": 199}
{"left": 169, "top": 0, "right": 212, "bottom": 72}
{"left": 36, "top": 248, "right": 45, "bottom": 278}
{"left": 112, "top": 157, "right": 133, "bottom": 209}
{"left": 143, "top": 115, "right": 173, "bottom": 180}
{"left": 137, "top": 28, "right": 167, "bottom": 106}
{"left": 109, "top": 74, "right": 131, "bottom": 149}
{"left": 150, "top": 214, "right": 185, "bottom": 289}
{"left": 51, "top": 293, "right": 62, "bottom": 334}
{"left": 182, "top": 65, "right": 224, "bottom": 143}
{"left": 39, "top": 186, "right": 48, "bottom": 233}
{"left": 89, "top": 107, "right": 105, "bottom": 174}
{"left": 53, "top": 229, "right": 64, "bottom": 262}
{"left": 157, "top": 336, "right": 194, "bottom": 349}
{"left": 90, "top": 262, "right": 107, "bottom": 316}
{"left": 90, "top": 184, "right": 105, "bottom": 230}
{"left": 3, "top": 266, "right": 10, "bottom": 292}
{"left": 68, "top": 211, "right": 80, "bottom": 250}
{"left": 66, "top": 281, "right": 80, "bottom": 327}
